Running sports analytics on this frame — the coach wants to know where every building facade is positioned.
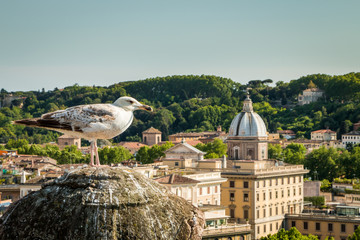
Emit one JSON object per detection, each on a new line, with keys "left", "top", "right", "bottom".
{"left": 221, "top": 95, "right": 308, "bottom": 239}
{"left": 311, "top": 129, "right": 337, "bottom": 141}
{"left": 342, "top": 131, "right": 360, "bottom": 148}
{"left": 142, "top": 127, "right": 162, "bottom": 146}
{"left": 58, "top": 135, "right": 81, "bottom": 150}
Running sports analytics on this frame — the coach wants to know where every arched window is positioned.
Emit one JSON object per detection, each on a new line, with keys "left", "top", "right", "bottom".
{"left": 144, "top": 136, "right": 147, "bottom": 143}
{"left": 235, "top": 149, "right": 239, "bottom": 159}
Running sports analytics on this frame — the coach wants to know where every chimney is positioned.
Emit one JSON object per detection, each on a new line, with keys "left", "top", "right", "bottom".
{"left": 21, "top": 171, "right": 26, "bottom": 184}
{"left": 222, "top": 155, "right": 227, "bottom": 169}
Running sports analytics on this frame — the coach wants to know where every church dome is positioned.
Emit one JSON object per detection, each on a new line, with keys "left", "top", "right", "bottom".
{"left": 228, "top": 95, "right": 267, "bottom": 137}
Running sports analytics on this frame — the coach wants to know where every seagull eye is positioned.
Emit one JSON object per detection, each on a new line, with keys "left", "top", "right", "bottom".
{"left": 128, "top": 100, "right": 134, "bottom": 104}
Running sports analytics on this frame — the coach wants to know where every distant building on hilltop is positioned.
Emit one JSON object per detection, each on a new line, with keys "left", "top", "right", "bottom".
{"left": 298, "top": 81, "right": 325, "bottom": 105}
{"left": 311, "top": 129, "right": 337, "bottom": 141}
{"left": 342, "top": 131, "right": 360, "bottom": 148}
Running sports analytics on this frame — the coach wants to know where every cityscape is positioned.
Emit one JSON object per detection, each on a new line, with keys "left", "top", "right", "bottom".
{"left": 1, "top": 1, "right": 360, "bottom": 240}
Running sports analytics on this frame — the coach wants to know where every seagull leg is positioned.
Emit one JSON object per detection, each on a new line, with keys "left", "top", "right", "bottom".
{"left": 90, "top": 141, "right": 95, "bottom": 166}
{"left": 95, "top": 140, "right": 101, "bottom": 166}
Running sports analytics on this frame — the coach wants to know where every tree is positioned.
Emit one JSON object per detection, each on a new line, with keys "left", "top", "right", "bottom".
{"left": 98, "top": 146, "right": 133, "bottom": 165}
{"left": 305, "top": 147, "right": 341, "bottom": 181}
{"left": 195, "top": 139, "right": 227, "bottom": 159}
{"left": 348, "top": 225, "right": 360, "bottom": 240}
{"left": 5, "top": 139, "right": 29, "bottom": 149}
{"left": 260, "top": 227, "right": 319, "bottom": 240}
{"left": 268, "top": 144, "right": 283, "bottom": 160}
{"left": 283, "top": 143, "right": 307, "bottom": 165}
{"left": 135, "top": 142, "right": 174, "bottom": 164}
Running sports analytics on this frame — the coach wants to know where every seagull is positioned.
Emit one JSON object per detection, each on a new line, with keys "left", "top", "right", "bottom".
{"left": 13, "top": 96, "right": 153, "bottom": 166}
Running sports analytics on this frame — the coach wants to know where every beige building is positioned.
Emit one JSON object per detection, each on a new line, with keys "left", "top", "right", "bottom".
{"left": 286, "top": 205, "right": 360, "bottom": 240}
{"left": 142, "top": 127, "right": 162, "bottom": 146}
{"left": 222, "top": 95, "right": 309, "bottom": 239}
{"left": 155, "top": 172, "right": 252, "bottom": 240}
{"left": 298, "top": 82, "right": 325, "bottom": 105}
{"left": 311, "top": 129, "right": 337, "bottom": 141}
{"left": 58, "top": 135, "right": 81, "bottom": 149}
{"left": 342, "top": 131, "right": 360, "bottom": 148}
{"left": 168, "top": 126, "right": 227, "bottom": 144}
{"left": 162, "top": 139, "right": 206, "bottom": 168}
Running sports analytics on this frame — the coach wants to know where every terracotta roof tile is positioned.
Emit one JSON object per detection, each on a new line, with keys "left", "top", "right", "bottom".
{"left": 312, "top": 129, "right": 336, "bottom": 133}
{"left": 154, "top": 174, "right": 200, "bottom": 184}
{"left": 142, "top": 127, "right": 162, "bottom": 134}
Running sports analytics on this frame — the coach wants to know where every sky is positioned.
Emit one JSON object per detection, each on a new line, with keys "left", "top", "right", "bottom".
{"left": 1, "top": 0, "right": 359, "bottom": 91}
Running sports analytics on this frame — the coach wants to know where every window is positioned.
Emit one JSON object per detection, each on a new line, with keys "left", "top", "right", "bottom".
{"left": 263, "top": 192, "right": 266, "bottom": 200}
{"left": 230, "top": 181, "right": 235, "bottom": 188}
{"left": 276, "top": 178, "right": 278, "bottom": 185}
{"left": 263, "top": 180, "right": 266, "bottom": 187}
{"left": 304, "top": 222, "right": 308, "bottom": 230}
{"left": 269, "top": 179, "right": 272, "bottom": 186}
{"left": 257, "top": 193, "right": 259, "bottom": 201}
{"left": 299, "top": 187, "right": 301, "bottom": 195}
{"left": 282, "top": 206, "right": 284, "bottom": 214}
{"left": 257, "top": 210, "right": 260, "bottom": 218}
{"left": 230, "top": 192, "right": 235, "bottom": 201}
{"left": 175, "top": 162, "right": 179, "bottom": 166}
{"left": 276, "top": 191, "right": 278, "bottom": 199}
{"left": 288, "top": 189, "right": 290, "bottom": 197}
{"left": 276, "top": 207, "right": 278, "bottom": 215}
{"left": 341, "top": 224, "right": 346, "bottom": 232}
{"left": 282, "top": 190, "right": 284, "bottom": 198}
{"left": 244, "top": 209, "right": 249, "bottom": 219}
{"left": 269, "top": 191, "right": 272, "bottom": 199}
{"left": 200, "top": 188, "right": 202, "bottom": 195}
{"left": 215, "top": 186, "right": 218, "bottom": 193}
{"left": 270, "top": 223, "right": 272, "bottom": 231}
{"left": 281, "top": 178, "right": 284, "bottom": 184}
{"left": 276, "top": 222, "right": 279, "bottom": 230}
{"left": 328, "top": 223, "right": 333, "bottom": 231}
{"left": 244, "top": 181, "right": 249, "bottom": 188}
{"left": 291, "top": 221, "right": 296, "bottom": 227}
{"left": 257, "top": 181, "right": 259, "bottom": 188}
{"left": 230, "top": 209, "right": 235, "bottom": 218}
{"left": 244, "top": 193, "right": 249, "bottom": 202}
{"left": 207, "top": 187, "right": 210, "bottom": 194}
{"left": 257, "top": 226, "right": 260, "bottom": 234}
{"left": 263, "top": 209, "right": 266, "bottom": 217}
{"left": 270, "top": 207, "right": 272, "bottom": 216}
{"left": 316, "top": 222, "right": 321, "bottom": 231}
{"left": 264, "top": 224, "right": 266, "bottom": 233}
{"left": 293, "top": 188, "right": 296, "bottom": 196}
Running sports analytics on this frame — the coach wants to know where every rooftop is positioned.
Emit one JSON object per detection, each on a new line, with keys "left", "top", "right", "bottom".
{"left": 154, "top": 174, "right": 200, "bottom": 184}
{"left": 312, "top": 129, "right": 336, "bottom": 133}
{"left": 142, "top": 127, "right": 162, "bottom": 134}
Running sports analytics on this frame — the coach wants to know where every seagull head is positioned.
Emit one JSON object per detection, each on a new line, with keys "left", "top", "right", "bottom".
{"left": 113, "top": 96, "right": 153, "bottom": 112}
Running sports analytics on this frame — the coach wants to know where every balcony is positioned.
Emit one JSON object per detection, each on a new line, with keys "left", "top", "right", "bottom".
{"left": 202, "top": 223, "right": 252, "bottom": 237}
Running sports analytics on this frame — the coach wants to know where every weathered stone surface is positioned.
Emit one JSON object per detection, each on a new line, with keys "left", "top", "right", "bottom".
{"left": 0, "top": 167, "right": 204, "bottom": 240}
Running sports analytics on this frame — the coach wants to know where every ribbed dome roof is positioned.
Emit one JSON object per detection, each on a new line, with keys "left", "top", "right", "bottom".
{"left": 228, "top": 95, "right": 267, "bottom": 137}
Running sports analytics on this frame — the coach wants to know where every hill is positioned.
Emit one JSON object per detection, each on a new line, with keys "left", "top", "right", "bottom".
{"left": 1, "top": 73, "right": 360, "bottom": 144}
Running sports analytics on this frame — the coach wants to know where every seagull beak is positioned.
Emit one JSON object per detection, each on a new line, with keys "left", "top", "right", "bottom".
{"left": 139, "top": 105, "right": 153, "bottom": 112}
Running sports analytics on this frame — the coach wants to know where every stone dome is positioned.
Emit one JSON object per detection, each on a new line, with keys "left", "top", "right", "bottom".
{"left": 228, "top": 95, "right": 267, "bottom": 137}
{"left": 0, "top": 167, "right": 204, "bottom": 240}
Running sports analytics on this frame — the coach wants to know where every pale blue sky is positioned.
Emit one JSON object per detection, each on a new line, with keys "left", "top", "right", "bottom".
{"left": 1, "top": 0, "right": 359, "bottom": 91}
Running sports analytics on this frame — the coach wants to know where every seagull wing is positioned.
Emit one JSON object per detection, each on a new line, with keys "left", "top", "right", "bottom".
{"left": 39, "top": 104, "right": 116, "bottom": 132}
